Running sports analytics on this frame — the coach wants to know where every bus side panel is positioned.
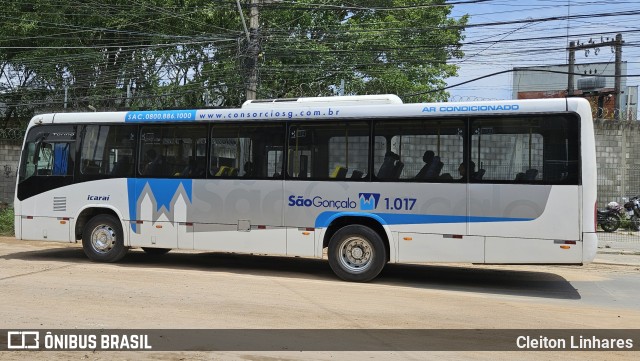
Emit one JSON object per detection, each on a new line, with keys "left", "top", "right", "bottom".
{"left": 582, "top": 232, "right": 597, "bottom": 264}
{"left": 286, "top": 227, "right": 316, "bottom": 257}
{"left": 469, "top": 185, "right": 580, "bottom": 240}
{"left": 19, "top": 189, "right": 72, "bottom": 242}
{"left": 18, "top": 179, "right": 131, "bottom": 244}
{"left": 21, "top": 216, "right": 70, "bottom": 242}
{"left": 192, "top": 227, "right": 288, "bottom": 255}
{"left": 14, "top": 214, "right": 21, "bottom": 239}
{"left": 187, "top": 179, "right": 287, "bottom": 255}
{"left": 127, "top": 178, "right": 179, "bottom": 249}
{"left": 570, "top": 98, "right": 598, "bottom": 262}
{"left": 284, "top": 181, "right": 469, "bottom": 263}
{"left": 485, "top": 237, "right": 582, "bottom": 263}
{"left": 398, "top": 233, "right": 484, "bottom": 263}
{"left": 472, "top": 186, "right": 582, "bottom": 264}
{"left": 14, "top": 126, "right": 25, "bottom": 240}
{"left": 13, "top": 167, "right": 21, "bottom": 239}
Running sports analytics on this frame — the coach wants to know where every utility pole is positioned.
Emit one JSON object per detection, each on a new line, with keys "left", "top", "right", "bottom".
{"left": 566, "top": 34, "right": 624, "bottom": 115}
{"left": 614, "top": 33, "right": 623, "bottom": 112}
{"left": 567, "top": 41, "right": 575, "bottom": 96}
{"left": 246, "top": 0, "right": 260, "bottom": 101}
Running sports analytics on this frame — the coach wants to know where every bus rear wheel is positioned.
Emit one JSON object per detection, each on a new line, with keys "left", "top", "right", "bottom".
{"left": 82, "top": 214, "right": 128, "bottom": 262}
{"left": 328, "top": 225, "right": 386, "bottom": 282}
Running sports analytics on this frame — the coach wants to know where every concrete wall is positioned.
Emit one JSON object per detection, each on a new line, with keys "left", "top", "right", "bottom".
{"left": 0, "top": 140, "right": 21, "bottom": 207}
{"left": 595, "top": 121, "right": 640, "bottom": 206}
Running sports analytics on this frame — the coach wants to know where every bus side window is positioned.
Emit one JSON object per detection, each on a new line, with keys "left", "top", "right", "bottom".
{"left": 373, "top": 120, "right": 463, "bottom": 182}
{"left": 471, "top": 118, "right": 544, "bottom": 183}
{"left": 36, "top": 143, "right": 54, "bottom": 176}
{"left": 212, "top": 123, "right": 285, "bottom": 179}
{"left": 81, "top": 125, "right": 136, "bottom": 178}
{"left": 289, "top": 122, "right": 368, "bottom": 180}
{"left": 21, "top": 143, "right": 37, "bottom": 180}
{"left": 33, "top": 142, "right": 73, "bottom": 176}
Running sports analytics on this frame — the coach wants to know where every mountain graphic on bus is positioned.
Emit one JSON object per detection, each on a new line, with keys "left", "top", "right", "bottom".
{"left": 359, "top": 193, "right": 380, "bottom": 211}
{"left": 127, "top": 179, "right": 193, "bottom": 232}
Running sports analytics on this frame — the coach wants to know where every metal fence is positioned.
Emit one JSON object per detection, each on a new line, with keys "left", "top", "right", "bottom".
{"left": 0, "top": 128, "right": 25, "bottom": 140}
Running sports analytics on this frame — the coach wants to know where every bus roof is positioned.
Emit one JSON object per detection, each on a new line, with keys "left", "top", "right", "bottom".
{"left": 242, "top": 94, "right": 403, "bottom": 107}
{"left": 28, "top": 96, "right": 590, "bottom": 127}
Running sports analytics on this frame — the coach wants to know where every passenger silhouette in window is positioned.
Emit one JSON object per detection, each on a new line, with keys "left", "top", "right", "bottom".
{"left": 458, "top": 161, "right": 475, "bottom": 181}
{"left": 143, "top": 149, "right": 163, "bottom": 176}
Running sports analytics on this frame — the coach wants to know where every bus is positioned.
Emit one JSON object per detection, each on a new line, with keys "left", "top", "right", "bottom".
{"left": 14, "top": 95, "right": 597, "bottom": 282}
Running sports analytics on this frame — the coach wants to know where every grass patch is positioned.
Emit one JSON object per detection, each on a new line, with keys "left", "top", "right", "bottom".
{"left": 0, "top": 207, "right": 14, "bottom": 236}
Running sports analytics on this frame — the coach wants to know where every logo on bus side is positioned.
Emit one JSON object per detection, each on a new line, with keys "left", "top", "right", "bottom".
{"left": 359, "top": 193, "right": 380, "bottom": 210}
{"left": 87, "top": 195, "right": 110, "bottom": 201}
{"left": 288, "top": 195, "right": 357, "bottom": 210}
{"left": 287, "top": 193, "right": 381, "bottom": 211}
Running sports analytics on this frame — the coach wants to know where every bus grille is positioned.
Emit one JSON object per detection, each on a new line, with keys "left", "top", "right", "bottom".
{"left": 53, "top": 197, "right": 67, "bottom": 212}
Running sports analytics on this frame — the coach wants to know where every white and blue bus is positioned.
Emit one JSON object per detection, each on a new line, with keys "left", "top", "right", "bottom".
{"left": 14, "top": 95, "right": 597, "bottom": 281}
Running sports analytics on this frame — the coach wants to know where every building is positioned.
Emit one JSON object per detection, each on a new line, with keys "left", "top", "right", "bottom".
{"left": 512, "top": 62, "right": 637, "bottom": 120}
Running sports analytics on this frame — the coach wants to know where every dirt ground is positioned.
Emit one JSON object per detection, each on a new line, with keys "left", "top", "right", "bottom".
{"left": 0, "top": 236, "right": 638, "bottom": 360}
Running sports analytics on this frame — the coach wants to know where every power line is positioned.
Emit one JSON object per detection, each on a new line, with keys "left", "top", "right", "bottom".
{"left": 404, "top": 69, "right": 640, "bottom": 98}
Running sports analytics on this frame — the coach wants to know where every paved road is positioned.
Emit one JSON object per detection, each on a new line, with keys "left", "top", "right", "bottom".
{"left": 0, "top": 237, "right": 638, "bottom": 360}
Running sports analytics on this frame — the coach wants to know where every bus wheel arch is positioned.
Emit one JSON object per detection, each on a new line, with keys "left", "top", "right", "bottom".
{"left": 323, "top": 216, "right": 390, "bottom": 282}
{"left": 75, "top": 207, "right": 122, "bottom": 241}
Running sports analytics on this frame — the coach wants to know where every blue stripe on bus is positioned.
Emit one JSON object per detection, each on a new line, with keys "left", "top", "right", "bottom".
{"left": 314, "top": 211, "right": 534, "bottom": 228}
{"left": 125, "top": 110, "right": 197, "bottom": 122}
{"left": 127, "top": 178, "right": 137, "bottom": 231}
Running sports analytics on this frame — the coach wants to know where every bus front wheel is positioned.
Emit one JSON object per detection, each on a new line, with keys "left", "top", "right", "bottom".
{"left": 328, "top": 225, "right": 386, "bottom": 282}
{"left": 82, "top": 214, "right": 128, "bottom": 262}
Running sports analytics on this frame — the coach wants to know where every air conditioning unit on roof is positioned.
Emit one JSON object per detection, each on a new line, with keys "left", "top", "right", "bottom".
{"left": 577, "top": 76, "right": 606, "bottom": 91}
{"left": 242, "top": 94, "right": 403, "bottom": 108}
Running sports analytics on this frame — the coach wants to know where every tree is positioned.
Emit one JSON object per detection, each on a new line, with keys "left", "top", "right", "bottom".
{"left": 0, "top": 0, "right": 466, "bottom": 127}
{"left": 257, "top": 0, "right": 466, "bottom": 102}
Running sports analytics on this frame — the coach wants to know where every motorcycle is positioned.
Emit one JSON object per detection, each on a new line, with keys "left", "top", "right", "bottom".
{"left": 623, "top": 196, "right": 640, "bottom": 231}
{"left": 597, "top": 201, "right": 622, "bottom": 232}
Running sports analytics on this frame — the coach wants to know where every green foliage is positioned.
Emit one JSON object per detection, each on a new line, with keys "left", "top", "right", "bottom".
{"left": 0, "top": 0, "right": 466, "bottom": 125}
{"left": 0, "top": 207, "right": 14, "bottom": 236}
{"left": 259, "top": 0, "right": 466, "bottom": 101}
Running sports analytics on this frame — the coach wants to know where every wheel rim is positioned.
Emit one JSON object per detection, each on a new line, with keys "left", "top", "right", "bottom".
{"left": 90, "top": 224, "right": 116, "bottom": 254}
{"left": 337, "top": 236, "right": 374, "bottom": 273}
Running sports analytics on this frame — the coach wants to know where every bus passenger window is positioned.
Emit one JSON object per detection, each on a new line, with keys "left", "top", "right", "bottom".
{"left": 288, "top": 122, "right": 368, "bottom": 180}
{"left": 471, "top": 118, "right": 544, "bottom": 183}
{"left": 211, "top": 123, "right": 285, "bottom": 179}
{"left": 80, "top": 125, "right": 136, "bottom": 178}
{"left": 373, "top": 120, "right": 463, "bottom": 182}
{"left": 138, "top": 125, "right": 206, "bottom": 178}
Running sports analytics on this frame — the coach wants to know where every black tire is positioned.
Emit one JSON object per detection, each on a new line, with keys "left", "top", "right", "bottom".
{"left": 141, "top": 247, "right": 171, "bottom": 256}
{"left": 82, "top": 214, "right": 128, "bottom": 262}
{"left": 601, "top": 214, "right": 620, "bottom": 232}
{"left": 328, "top": 225, "right": 387, "bottom": 282}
